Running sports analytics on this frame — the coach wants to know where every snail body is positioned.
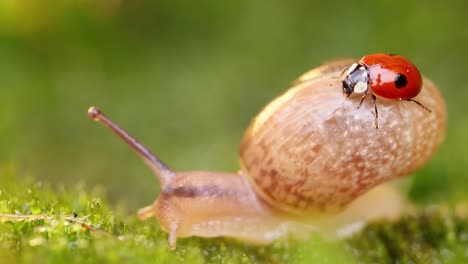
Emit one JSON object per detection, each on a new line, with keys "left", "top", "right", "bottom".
{"left": 89, "top": 58, "right": 446, "bottom": 249}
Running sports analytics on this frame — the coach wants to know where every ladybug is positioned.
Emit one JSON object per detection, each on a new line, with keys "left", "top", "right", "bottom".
{"left": 342, "top": 53, "right": 431, "bottom": 128}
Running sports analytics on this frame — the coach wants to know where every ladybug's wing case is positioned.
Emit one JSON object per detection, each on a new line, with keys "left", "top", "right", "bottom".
{"left": 362, "top": 54, "right": 423, "bottom": 100}
{"left": 366, "top": 62, "right": 422, "bottom": 100}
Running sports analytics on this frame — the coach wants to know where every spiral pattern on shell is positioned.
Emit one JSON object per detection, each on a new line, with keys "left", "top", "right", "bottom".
{"left": 239, "top": 60, "right": 446, "bottom": 216}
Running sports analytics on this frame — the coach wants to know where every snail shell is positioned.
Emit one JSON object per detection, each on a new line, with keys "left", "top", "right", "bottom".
{"left": 240, "top": 59, "right": 446, "bottom": 216}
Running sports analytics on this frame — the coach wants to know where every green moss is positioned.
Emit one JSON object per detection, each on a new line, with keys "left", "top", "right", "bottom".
{"left": 346, "top": 209, "right": 468, "bottom": 263}
{"left": 1, "top": 165, "right": 467, "bottom": 263}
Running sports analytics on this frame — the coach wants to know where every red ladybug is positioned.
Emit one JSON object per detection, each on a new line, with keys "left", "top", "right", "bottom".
{"left": 342, "top": 53, "right": 431, "bottom": 128}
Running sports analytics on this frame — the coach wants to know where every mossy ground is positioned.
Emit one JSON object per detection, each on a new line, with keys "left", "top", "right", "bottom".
{"left": 1, "top": 165, "right": 467, "bottom": 264}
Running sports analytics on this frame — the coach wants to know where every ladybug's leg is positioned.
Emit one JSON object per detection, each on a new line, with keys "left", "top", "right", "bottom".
{"left": 406, "top": 99, "right": 432, "bottom": 113}
{"left": 372, "top": 94, "right": 379, "bottom": 129}
{"left": 356, "top": 91, "right": 369, "bottom": 109}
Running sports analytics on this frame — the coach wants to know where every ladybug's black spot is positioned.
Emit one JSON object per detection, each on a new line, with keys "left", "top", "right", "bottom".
{"left": 394, "top": 73, "right": 407, "bottom": 88}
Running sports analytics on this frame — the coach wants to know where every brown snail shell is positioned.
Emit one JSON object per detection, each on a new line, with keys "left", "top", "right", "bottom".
{"left": 240, "top": 59, "right": 446, "bottom": 216}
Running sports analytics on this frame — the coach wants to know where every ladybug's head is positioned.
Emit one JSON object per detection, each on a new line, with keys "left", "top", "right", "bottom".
{"left": 342, "top": 78, "right": 354, "bottom": 96}
{"left": 342, "top": 63, "right": 369, "bottom": 96}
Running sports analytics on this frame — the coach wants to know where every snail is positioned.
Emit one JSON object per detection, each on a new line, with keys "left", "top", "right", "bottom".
{"left": 88, "top": 55, "right": 446, "bottom": 250}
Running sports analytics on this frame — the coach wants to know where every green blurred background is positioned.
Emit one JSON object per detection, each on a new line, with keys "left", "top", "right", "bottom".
{"left": 0, "top": 0, "right": 466, "bottom": 210}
